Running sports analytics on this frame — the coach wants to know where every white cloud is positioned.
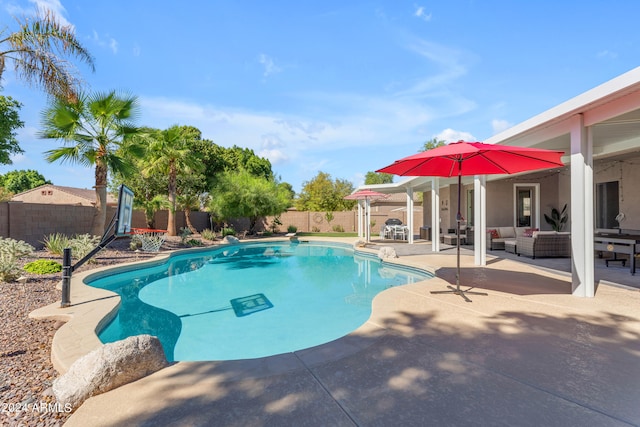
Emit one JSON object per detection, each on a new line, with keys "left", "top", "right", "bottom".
{"left": 259, "top": 134, "right": 289, "bottom": 164}
{"left": 90, "top": 30, "right": 118, "bottom": 54}
{"left": 597, "top": 50, "right": 618, "bottom": 60}
{"left": 413, "top": 5, "right": 432, "bottom": 22}
{"left": 491, "top": 119, "right": 512, "bottom": 134}
{"left": 30, "top": 0, "right": 71, "bottom": 27}
{"left": 258, "top": 54, "right": 282, "bottom": 78}
{"left": 259, "top": 148, "right": 289, "bottom": 164}
{"left": 436, "top": 128, "right": 476, "bottom": 143}
{"left": 6, "top": 0, "right": 71, "bottom": 27}
{"left": 395, "top": 39, "right": 475, "bottom": 118}
{"left": 9, "top": 153, "right": 27, "bottom": 163}
{"left": 132, "top": 44, "right": 141, "bottom": 57}
{"left": 109, "top": 38, "right": 118, "bottom": 54}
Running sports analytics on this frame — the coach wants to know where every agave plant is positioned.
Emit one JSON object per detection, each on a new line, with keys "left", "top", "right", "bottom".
{"left": 544, "top": 204, "right": 568, "bottom": 232}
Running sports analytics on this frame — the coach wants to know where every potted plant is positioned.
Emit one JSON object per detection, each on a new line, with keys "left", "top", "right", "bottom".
{"left": 544, "top": 204, "right": 568, "bottom": 231}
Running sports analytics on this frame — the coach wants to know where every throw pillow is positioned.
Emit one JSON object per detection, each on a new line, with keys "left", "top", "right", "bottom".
{"left": 523, "top": 228, "right": 539, "bottom": 237}
{"left": 488, "top": 229, "right": 500, "bottom": 239}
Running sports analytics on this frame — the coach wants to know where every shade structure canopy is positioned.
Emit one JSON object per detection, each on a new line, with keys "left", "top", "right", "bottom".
{"left": 377, "top": 141, "right": 565, "bottom": 178}
{"left": 376, "top": 141, "right": 565, "bottom": 302}
{"left": 344, "top": 190, "right": 389, "bottom": 242}
{"left": 344, "top": 189, "right": 390, "bottom": 200}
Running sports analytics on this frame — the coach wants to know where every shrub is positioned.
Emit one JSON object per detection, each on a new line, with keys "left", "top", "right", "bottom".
{"left": 23, "top": 259, "right": 62, "bottom": 274}
{"left": 130, "top": 236, "right": 142, "bottom": 250}
{"left": 70, "top": 234, "right": 101, "bottom": 261}
{"left": 222, "top": 227, "right": 236, "bottom": 237}
{"left": 43, "top": 233, "right": 70, "bottom": 256}
{"left": 179, "top": 227, "right": 193, "bottom": 244}
{"left": 186, "top": 239, "right": 204, "bottom": 247}
{"left": 325, "top": 212, "right": 334, "bottom": 224}
{"left": 332, "top": 225, "right": 345, "bottom": 233}
{"left": 269, "top": 216, "right": 282, "bottom": 233}
{"left": 287, "top": 225, "right": 297, "bottom": 233}
{"left": 200, "top": 229, "right": 216, "bottom": 241}
{"left": 0, "top": 237, "right": 34, "bottom": 282}
{"left": 312, "top": 226, "right": 320, "bottom": 233}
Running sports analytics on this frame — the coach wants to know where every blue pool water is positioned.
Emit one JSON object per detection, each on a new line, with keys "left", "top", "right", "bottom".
{"left": 90, "top": 241, "right": 432, "bottom": 362}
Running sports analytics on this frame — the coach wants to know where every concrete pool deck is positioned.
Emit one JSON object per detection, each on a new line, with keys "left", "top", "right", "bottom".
{"left": 37, "top": 238, "right": 640, "bottom": 426}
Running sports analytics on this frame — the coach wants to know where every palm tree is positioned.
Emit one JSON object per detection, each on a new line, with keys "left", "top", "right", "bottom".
{"left": 40, "top": 90, "right": 143, "bottom": 235}
{"left": 177, "top": 192, "right": 201, "bottom": 234}
{"left": 141, "top": 125, "right": 203, "bottom": 236}
{"left": 0, "top": 9, "right": 95, "bottom": 100}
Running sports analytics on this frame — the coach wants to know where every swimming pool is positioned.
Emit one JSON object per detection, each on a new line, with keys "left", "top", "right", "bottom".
{"left": 89, "top": 241, "right": 432, "bottom": 362}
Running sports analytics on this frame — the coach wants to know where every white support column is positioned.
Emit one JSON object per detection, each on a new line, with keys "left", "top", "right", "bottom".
{"left": 406, "top": 188, "right": 414, "bottom": 244}
{"left": 570, "top": 114, "right": 595, "bottom": 297}
{"left": 357, "top": 201, "right": 364, "bottom": 239}
{"left": 365, "top": 198, "right": 371, "bottom": 242}
{"left": 431, "top": 178, "right": 440, "bottom": 252}
{"left": 474, "top": 175, "right": 487, "bottom": 266}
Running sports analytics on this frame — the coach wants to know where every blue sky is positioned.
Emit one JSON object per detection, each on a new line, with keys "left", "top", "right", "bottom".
{"left": 1, "top": 0, "right": 639, "bottom": 194}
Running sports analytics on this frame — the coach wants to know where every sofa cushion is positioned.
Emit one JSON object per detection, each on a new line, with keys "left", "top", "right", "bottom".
{"left": 498, "top": 227, "right": 515, "bottom": 238}
{"left": 533, "top": 230, "right": 557, "bottom": 237}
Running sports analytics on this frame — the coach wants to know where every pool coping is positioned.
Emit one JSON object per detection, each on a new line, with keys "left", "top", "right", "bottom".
{"left": 29, "top": 237, "right": 432, "bottom": 374}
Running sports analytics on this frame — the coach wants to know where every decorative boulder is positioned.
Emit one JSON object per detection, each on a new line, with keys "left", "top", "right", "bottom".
{"left": 354, "top": 240, "right": 367, "bottom": 248}
{"left": 378, "top": 246, "right": 398, "bottom": 259}
{"left": 222, "top": 235, "right": 240, "bottom": 244}
{"left": 53, "top": 335, "right": 168, "bottom": 412}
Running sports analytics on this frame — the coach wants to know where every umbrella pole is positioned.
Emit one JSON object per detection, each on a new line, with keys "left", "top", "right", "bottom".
{"left": 431, "top": 164, "right": 487, "bottom": 302}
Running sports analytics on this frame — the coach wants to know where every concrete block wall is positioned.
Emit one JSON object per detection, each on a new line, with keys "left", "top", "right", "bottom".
{"left": 0, "top": 203, "right": 211, "bottom": 248}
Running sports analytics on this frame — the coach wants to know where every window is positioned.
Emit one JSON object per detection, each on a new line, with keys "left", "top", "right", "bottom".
{"left": 517, "top": 189, "right": 532, "bottom": 227}
{"left": 466, "top": 189, "right": 474, "bottom": 226}
{"left": 513, "top": 184, "right": 539, "bottom": 228}
{"left": 596, "top": 181, "right": 619, "bottom": 229}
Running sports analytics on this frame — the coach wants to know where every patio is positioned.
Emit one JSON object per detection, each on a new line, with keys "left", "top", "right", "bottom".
{"left": 63, "top": 238, "right": 640, "bottom": 426}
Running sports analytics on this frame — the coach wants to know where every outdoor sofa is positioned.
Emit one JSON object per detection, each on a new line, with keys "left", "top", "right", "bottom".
{"left": 516, "top": 231, "right": 571, "bottom": 259}
{"left": 486, "top": 226, "right": 528, "bottom": 250}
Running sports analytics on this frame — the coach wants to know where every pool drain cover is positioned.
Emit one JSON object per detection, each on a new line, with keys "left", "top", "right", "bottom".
{"left": 230, "top": 293, "right": 273, "bottom": 317}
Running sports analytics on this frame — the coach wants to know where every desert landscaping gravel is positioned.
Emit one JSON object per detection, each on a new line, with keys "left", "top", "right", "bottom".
{"left": 0, "top": 236, "right": 213, "bottom": 426}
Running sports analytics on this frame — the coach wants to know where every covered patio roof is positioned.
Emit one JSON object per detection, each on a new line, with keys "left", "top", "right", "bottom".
{"left": 359, "top": 66, "right": 640, "bottom": 297}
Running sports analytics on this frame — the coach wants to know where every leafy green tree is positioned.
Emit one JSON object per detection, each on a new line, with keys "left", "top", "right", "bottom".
{"left": 110, "top": 153, "right": 168, "bottom": 229}
{"left": 0, "top": 169, "right": 50, "bottom": 193}
{"left": 0, "top": 96, "right": 24, "bottom": 165}
{"left": 140, "top": 125, "right": 203, "bottom": 236}
{"left": 421, "top": 137, "right": 446, "bottom": 152}
{"left": 40, "top": 90, "right": 143, "bottom": 235}
{"left": 177, "top": 192, "right": 201, "bottom": 234}
{"left": 0, "top": 186, "right": 12, "bottom": 201}
{"left": 0, "top": 9, "right": 95, "bottom": 100}
{"left": 295, "top": 171, "right": 356, "bottom": 211}
{"left": 191, "top": 140, "right": 274, "bottom": 184}
{"left": 364, "top": 171, "right": 394, "bottom": 185}
{"left": 222, "top": 146, "right": 273, "bottom": 180}
{"left": 139, "top": 195, "right": 169, "bottom": 229}
{"left": 208, "top": 169, "right": 292, "bottom": 233}
{"left": 279, "top": 181, "right": 295, "bottom": 200}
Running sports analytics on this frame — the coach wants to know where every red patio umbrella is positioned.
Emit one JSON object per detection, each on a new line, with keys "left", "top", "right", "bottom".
{"left": 377, "top": 141, "right": 564, "bottom": 301}
{"left": 345, "top": 190, "right": 390, "bottom": 242}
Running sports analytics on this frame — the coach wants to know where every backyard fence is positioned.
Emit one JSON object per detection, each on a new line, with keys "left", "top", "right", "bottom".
{"left": 0, "top": 202, "right": 418, "bottom": 248}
